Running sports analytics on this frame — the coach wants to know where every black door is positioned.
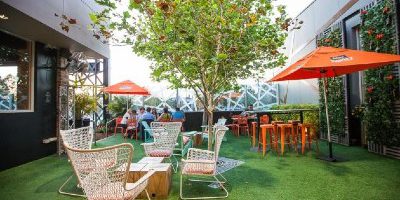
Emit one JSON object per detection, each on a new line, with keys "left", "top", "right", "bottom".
{"left": 344, "top": 14, "right": 362, "bottom": 146}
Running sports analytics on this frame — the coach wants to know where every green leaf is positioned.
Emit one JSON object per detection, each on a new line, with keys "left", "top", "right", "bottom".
{"left": 89, "top": 13, "right": 98, "bottom": 23}
{"left": 123, "top": 11, "right": 131, "bottom": 19}
{"left": 217, "top": 53, "right": 228, "bottom": 60}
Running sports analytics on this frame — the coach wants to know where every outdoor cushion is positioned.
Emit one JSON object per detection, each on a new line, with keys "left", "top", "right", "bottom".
{"left": 148, "top": 149, "right": 172, "bottom": 157}
{"left": 182, "top": 162, "right": 215, "bottom": 175}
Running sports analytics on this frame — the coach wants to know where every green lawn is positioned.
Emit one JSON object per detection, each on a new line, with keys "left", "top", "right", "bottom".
{"left": 0, "top": 133, "right": 399, "bottom": 200}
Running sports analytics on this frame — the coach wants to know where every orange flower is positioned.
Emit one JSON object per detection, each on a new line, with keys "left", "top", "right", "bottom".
{"left": 375, "top": 33, "right": 384, "bottom": 40}
{"left": 360, "top": 10, "right": 368, "bottom": 15}
{"left": 385, "top": 74, "right": 394, "bottom": 80}
{"left": 367, "top": 86, "right": 374, "bottom": 94}
{"left": 324, "top": 38, "right": 331, "bottom": 43}
{"left": 383, "top": 7, "right": 390, "bottom": 14}
{"left": 367, "top": 29, "right": 374, "bottom": 35}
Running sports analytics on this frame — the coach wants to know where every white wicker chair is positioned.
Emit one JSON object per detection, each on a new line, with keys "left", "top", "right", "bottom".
{"left": 151, "top": 121, "right": 182, "bottom": 130}
{"left": 59, "top": 127, "right": 94, "bottom": 197}
{"left": 180, "top": 126, "right": 229, "bottom": 199}
{"left": 142, "top": 122, "right": 182, "bottom": 172}
{"left": 64, "top": 142, "right": 155, "bottom": 200}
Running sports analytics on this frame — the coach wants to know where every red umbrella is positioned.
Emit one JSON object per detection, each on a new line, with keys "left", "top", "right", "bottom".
{"left": 270, "top": 46, "right": 400, "bottom": 161}
{"left": 103, "top": 80, "right": 150, "bottom": 109}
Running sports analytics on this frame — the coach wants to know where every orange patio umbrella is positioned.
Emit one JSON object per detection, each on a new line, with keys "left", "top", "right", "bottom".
{"left": 270, "top": 46, "right": 400, "bottom": 161}
{"left": 103, "top": 80, "right": 150, "bottom": 109}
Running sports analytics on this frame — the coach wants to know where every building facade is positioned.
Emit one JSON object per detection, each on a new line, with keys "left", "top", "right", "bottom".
{"left": 283, "top": 0, "right": 400, "bottom": 149}
{"left": 0, "top": 0, "right": 109, "bottom": 170}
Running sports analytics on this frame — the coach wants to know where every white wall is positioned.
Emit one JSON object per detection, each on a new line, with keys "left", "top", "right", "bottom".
{"left": 279, "top": 0, "right": 375, "bottom": 104}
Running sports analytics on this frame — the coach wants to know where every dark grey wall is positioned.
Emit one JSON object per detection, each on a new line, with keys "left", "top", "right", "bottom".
{"left": 0, "top": 42, "right": 57, "bottom": 171}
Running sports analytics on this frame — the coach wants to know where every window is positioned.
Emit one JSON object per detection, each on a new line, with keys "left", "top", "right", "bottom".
{"left": 0, "top": 31, "right": 33, "bottom": 112}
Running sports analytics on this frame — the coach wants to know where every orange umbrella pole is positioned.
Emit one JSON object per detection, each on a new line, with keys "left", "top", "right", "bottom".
{"left": 322, "top": 76, "right": 334, "bottom": 160}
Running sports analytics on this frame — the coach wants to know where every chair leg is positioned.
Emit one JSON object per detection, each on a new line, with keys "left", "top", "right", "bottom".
{"left": 58, "top": 174, "right": 86, "bottom": 198}
{"left": 168, "top": 155, "right": 179, "bottom": 173}
{"left": 180, "top": 173, "right": 229, "bottom": 199}
{"left": 145, "top": 189, "right": 151, "bottom": 200}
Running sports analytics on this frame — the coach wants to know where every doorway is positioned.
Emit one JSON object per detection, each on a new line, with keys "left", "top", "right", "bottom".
{"left": 344, "top": 14, "right": 363, "bottom": 146}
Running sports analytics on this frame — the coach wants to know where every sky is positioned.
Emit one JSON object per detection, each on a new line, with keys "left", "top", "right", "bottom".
{"left": 108, "top": 0, "right": 314, "bottom": 94}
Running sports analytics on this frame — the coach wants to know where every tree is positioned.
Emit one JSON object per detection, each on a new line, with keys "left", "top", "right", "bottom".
{"left": 91, "top": 0, "right": 289, "bottom": 149}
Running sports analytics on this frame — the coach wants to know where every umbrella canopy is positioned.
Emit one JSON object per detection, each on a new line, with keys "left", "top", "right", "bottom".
{"left": 270, "top": 46, "right": 400, "bottom": 161}
{"left": 270, "top": 46, "right": 400, "bottom": 81}
{"left": 103, "top": 80, "right": 150, "bottom": 95}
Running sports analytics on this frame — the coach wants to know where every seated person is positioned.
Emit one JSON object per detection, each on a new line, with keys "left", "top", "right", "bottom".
{"left": 151, "top": 108, "right": 158, "bottom": 119}
{"left": 157, "top": 107, "right": 172, "bottom": 122}
{"left": 240, "top": 104, "right": 253, "bottom": 116}
{"left": 172, "top": 107, "right": 185, "bottom": 121}
{"left": 140, "top": 107, "right": 155, "bottom": 141}
{"left": 120, "top": 109, "right": 132, "bottom": 129}
{"left": 125, "top": 109, "right": 138, "bottom": 138}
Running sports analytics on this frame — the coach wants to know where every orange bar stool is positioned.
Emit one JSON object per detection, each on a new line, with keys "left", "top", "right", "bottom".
{"left": 237, "top": 117, "right": 249, "bottom": 136}
{"left": 259, "top": 124, "right": 276, "bottom": 156}
{"left": 271, "top": 121, "right": 283, "bottom": 152}
{"left": 276, "top": 122, "right": 297, "bottom": 156}
{"left": 226, "top": 115, "right": 240, "bottom": 136}
{"left": 251, "top": 115, "right": 270, "bottom": 147}
{"left": 288, "top": 120, "right": 301, "bottom": 153}
{"left": 298, "top": 123, "right": 313, "bottom": 154}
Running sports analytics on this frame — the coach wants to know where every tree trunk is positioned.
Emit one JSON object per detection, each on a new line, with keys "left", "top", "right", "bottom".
{"left": 207, "top": 109, "right": 214, "bottom": 150}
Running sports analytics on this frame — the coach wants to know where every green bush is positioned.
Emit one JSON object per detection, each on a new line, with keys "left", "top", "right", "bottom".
{"left": 317, "top": 27, "right": 346, "bottom": 136}
{"left": 270, "top": 104, "right": 319, "bottom": 133}
{"left": 360, "top": 0, "right": 400, "bottom": 146}
{"left": 107, "top": 96, "right": 129, "bottom": 117}
{"left": 75, "top": 92, "right": 97, "bottom": 120}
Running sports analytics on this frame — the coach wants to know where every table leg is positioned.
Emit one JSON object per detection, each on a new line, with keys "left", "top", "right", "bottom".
{"left": 302, "top": 126, "right": 306, "bottom": 154}
{"left": 256, "top": 113, "right": 261, "bottom": 146}
{"left": 252, "top": 123, "right": 256, "bottom": 147}
{"left": 262, "top": 127, "right": 266, "bottom": 156}
{"left": 281, "top": 126, "right": 285, "bottom": 156}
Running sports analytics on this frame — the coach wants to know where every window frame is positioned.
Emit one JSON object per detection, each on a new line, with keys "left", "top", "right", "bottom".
{"left": 0, "top": 30, "right": 35, "bottom": 113}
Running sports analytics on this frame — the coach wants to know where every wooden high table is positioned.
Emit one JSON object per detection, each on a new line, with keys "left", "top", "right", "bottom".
{"left": 248, "top": 109, "right": 318, "bottom": 152}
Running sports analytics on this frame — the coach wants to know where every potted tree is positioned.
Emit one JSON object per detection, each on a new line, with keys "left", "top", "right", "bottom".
{"left": 74, "top": 92, "right": 97, "bottom": 128}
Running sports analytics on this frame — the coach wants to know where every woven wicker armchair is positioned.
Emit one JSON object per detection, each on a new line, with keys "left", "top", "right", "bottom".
{"left": 59, "top": 127, "right": 94, "bottom": 197}
{"left": 142, "top": 122, "right": 182, "bottom": 172}
{"left": 65, "top": 142, "right": 155, "bottom": 200}
{"left": 180, "top": 126, "right": 229, "bottom": 199}
{"left": 151, "top": 121, "right": 182, "bottom": 130}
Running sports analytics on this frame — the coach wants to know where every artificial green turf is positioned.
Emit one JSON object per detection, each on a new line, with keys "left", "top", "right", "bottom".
{"left": 0, "top": 133, "right": 399, "bottom": 200}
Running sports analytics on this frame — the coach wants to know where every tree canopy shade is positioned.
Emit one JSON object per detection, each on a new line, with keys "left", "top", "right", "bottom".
{"left": 91, "top": 0, "right": 289, "bottom": 149}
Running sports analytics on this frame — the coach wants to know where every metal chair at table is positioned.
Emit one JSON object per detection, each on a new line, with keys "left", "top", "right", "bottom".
{"left": 114, "top": 116, "right": 125, "bottom": 135}
{"left": 226, "top": 115, "right": 240, "bottom": 136}
{"left": 124, "top": 118, "right": 138, "bottom": 141}
{"left": 237, "top": 116, "right": 250, "bottom": 136}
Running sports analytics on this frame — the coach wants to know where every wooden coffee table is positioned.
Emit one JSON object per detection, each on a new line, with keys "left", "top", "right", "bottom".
{"left": 128, "top": 157, "right": 172, "bottom": 199}
{"left": 138, "top": 157, "right": 165, "bottom": 164}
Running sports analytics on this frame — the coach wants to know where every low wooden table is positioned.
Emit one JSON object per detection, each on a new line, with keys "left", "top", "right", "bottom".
{"left": 138, "top": 157, "right": 165, "bottom": 164}
{"left": 128, "top": 158, "right": 172, "bottom": 199}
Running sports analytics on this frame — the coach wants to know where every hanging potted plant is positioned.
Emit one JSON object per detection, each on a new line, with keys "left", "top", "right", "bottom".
{"left": 74, "top": 92, "right": 97, "bottom": 128}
